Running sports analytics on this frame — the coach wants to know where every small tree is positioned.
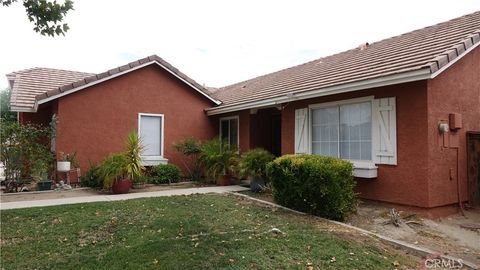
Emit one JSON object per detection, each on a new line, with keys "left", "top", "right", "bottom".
{"left": 0, "top": 120, "right": 54, "bottom": 186}
{"left": 173, "top": 138, "right": 202, "bottom": 181}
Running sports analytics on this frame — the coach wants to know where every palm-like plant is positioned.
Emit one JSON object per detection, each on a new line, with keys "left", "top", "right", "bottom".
{"left": 98, "top": 131, "right": 144, "bottom": 189}
{"left": 199, "top": 138, "right": 238, "bottom": 181}
{"left": 124, "top": 131, "right": 144, "bottom": 182}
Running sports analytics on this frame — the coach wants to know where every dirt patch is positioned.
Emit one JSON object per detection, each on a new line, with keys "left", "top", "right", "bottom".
{"left": 0, "top": 182, "right": 201, "bottom": 203}
{"left": 237, "top": 192, "right": 480, "bottom": 265}
{"left": 346, "top": 201, "right": 480, "bottom": 265}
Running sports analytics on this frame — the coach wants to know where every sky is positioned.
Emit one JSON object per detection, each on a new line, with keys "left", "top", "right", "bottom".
{"left": 0, "top": 0, "right": 479, "bottom": 90}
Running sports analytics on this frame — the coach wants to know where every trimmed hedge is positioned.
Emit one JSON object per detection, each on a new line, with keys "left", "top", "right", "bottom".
{"left": 149, "top": 164, "right": 181, "bottom": 184}
{"left": 266, "top": 154, "right": 357, "bottom": 221}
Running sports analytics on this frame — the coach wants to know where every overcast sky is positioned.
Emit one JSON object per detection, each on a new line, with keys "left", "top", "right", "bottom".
{"left": 1, "top": 0, "right": 479, "bottom": 90}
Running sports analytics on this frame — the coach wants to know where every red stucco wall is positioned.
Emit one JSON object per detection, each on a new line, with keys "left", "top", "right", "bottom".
{"left": 426, "top": 46, "right": 480, "bottom": 208}
{"left": 279, "top": 81, "right": 430, "bottom": 207}
{"left": 55, "top": 64, "right": 217, "bottom": 173}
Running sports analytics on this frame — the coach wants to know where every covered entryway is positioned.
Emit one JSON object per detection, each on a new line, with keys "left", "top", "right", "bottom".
{"left": 249, "top": 108, "right": 282, "bottom": 156}
{"left": 467, "top": 132, "right": 480, "bottom": 206}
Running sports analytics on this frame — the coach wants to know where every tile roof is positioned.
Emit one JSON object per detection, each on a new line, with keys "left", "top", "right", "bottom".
{"left": 35, "top": 55, "right": 220, "bottom": 106}
{"left": 8, "top": 55, "right": 220, "bottom": 111}
{"left": 8, "top": 68, "right": 93, "bottom": 111}
{"left": 210, "top": 11, "right": 480, "bottom": 109}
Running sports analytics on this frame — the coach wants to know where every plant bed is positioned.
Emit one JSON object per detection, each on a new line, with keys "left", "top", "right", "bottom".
{"left": 1, "top": 194, "right": 420, "bottom": 269}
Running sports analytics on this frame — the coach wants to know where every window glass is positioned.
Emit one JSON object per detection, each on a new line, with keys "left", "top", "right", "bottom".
{"left": 140, "top": 115, "right": 162, "bottom": 156}
{"left": 229, "top": 118, "right": 238, "bottom": 147}
{"left": 221, "top": 120, "right": 229, "bottom": 141}
{"left": 220, "top": 118, "right": 239, "bottom": 147}
{"left": 312, "top": 101, "right": 372, "bottom": 161}
{"left": 311, "top": 107, "right": 339, "bottom": 157}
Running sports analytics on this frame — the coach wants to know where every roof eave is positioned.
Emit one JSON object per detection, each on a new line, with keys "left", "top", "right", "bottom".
{"left": 206, "top": 68, "right": 432, "bottom": 116}
{"left": 10, "top": 106, "right": 36, "bottom": 113}
{"left": 35, "top": 60, "right": 221, "bottom": 109}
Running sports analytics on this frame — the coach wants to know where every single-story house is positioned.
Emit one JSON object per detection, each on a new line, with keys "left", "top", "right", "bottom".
{"left": 6, "top": 11, "right": 480, "bottom": 216}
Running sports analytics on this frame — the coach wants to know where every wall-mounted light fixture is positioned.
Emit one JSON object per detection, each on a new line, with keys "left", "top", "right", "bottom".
{"left": 438, "top": 123, "right": 449, "bottom": 134}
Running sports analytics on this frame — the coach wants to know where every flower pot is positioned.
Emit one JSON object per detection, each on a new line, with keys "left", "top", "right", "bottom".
{"left": 37, "top": 180, "right": 52, "bottom": 191}
{"left": 217, "top": 174, "right": 231, "bottom": 186}
{"left": 111, "top": 178, "right": 132, "bottom": 194}
{"left": 57, "top": 161, "right": 71, "bottom": 172}
{"left": 250, "top": 175, "right": 265, "bottom": 192}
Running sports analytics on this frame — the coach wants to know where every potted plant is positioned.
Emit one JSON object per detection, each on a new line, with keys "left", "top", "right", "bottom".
{"left": 239, "top": 148, "right": 274, "bottom": 192}
{"left": 57, "top": 152, "right": 71, "bottom": 172}
{"left": 132, "top": 175, "right": 147, "bottom": 189}
{"left": 98, "top": 131, "right": 144, "bottom": 194}
{"left": 199, "top": 138, "right": 238, "bottom": 185}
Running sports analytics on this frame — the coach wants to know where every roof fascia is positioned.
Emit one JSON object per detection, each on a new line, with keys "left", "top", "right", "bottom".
{"left": 206, "top": 68, "right": 431, "bottom": 115}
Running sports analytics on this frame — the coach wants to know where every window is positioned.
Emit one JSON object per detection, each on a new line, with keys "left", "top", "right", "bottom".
{"left": 311, "top": 101, "right": 372, "bottom": 161}
{"left": 138, "top": 113, "right": 164, "bottom": 159}
{"left": 220, "top": 116, "right": 239, "bottom": 147}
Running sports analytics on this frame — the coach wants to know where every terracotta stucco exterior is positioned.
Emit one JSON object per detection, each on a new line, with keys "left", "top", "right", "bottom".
{"left": 233, "top": 47, "right": 479, "bottom": 215}
{"left": 24, "top": 65, "right": 217, "bottom": 173}
{"left": 426, "top": 46, "right": 480, "bottom": 208}
{"left": 17, "top": 47, "right": 478, "bottom": 216}
{"left": 279, "top": 81, "right": 430, "bottom": 208}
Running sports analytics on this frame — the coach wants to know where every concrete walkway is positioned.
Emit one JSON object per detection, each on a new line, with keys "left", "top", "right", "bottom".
{"left": 0, "top": 185, "right": 249, "bottom": 210}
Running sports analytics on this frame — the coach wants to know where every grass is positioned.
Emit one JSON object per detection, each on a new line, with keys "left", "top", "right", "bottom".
{"left": 0, "top": 194, "right": 418, "bottom": 269}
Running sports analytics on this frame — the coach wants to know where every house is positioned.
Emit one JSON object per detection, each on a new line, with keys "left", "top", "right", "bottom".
{"left": 6, "top": 11, "right": 480, "bottom": 216}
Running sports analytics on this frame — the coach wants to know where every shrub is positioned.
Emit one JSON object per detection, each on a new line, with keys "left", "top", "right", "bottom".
{"left": 0, "top": 121, "right": 54, "bottom": 183}
{"left": 199, "top": 138, "right": 238, "bottom": 182}
{"left": 149, "top": 164, "right": 181, "bottom": 184}
{"left": 266, "top": 154, "right": 357, "bottom": 221}
{"left": 239, "top": 148, "right": 274, "bottom": 179}
{"left": 173, "top": 138, "right": 202, "bottom": 181}
{"left": 80, "top": 163, "right": 101, "bottom": 188}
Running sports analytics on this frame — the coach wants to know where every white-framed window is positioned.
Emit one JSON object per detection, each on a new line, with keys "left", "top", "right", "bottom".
{"left": 219, "top": 116, "right": 239, "bottom": 147}
{"left": 138, "top": 113, "right": 165, "bottom": 164}
{"left": 310, "top": 98, "right": 373, "bottom": 162}
{"left": 295, "top": 96, "right": 397, "bottom": 178}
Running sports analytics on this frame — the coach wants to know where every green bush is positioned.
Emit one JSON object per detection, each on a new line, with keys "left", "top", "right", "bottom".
{"left": 266, "top": 154, "right": 357, "bottom": 221}
{"left": 199, "top": 138, "right": 238, "bottom": 182}
{"left": 80, "top": 163, "right": 101, "bottom": 188}
{"left": 239, "top": 148, "right": 274, "bottom": 179}
{"left": 173, "top": 138, "right": 202, "bottom": 181}
{"left": 149, "top": 164, "right": 181, "bottom": 184}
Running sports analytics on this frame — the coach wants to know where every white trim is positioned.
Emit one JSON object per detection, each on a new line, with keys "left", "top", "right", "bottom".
{"left": 308, "top": 96, "right": 375, "bottom": 163}
{"left": 11, "top": 106, "right": 36, "bottom": 112}
{"left": 430, "top": 41, "right": 480, "bottom": 79}
{"left": 219, "top": 115, "right": 240, "bottom": 147}
{"left": 308, "top": 96, "right": 374, "bottom": 109}
{"left": 138, "top": 113, "right": 165, "bottom": 161}
{"left": 353, "top": 162, "right": 378, "bottom": 178}
{"left": 206, "top": 69, "right": 430, "bottom": 115}
{"left": 34, "top": 61, "right": 221, "bottom": 110}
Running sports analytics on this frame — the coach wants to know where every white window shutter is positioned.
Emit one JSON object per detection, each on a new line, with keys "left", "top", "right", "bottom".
{"left": 372, "top": 97, "right": 397, "bottom": 165}
{"left": 295, "top": 108, "right": 309, "bottom": 154}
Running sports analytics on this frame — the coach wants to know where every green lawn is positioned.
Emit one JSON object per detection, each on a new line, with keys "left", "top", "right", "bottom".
{"left": 1, "top": 194, "right": 418, "bottom": 269}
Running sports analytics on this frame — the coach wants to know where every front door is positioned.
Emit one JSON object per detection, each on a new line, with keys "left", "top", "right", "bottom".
{"left": 271, "top": 114, "right": 281, "bottom": 157}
